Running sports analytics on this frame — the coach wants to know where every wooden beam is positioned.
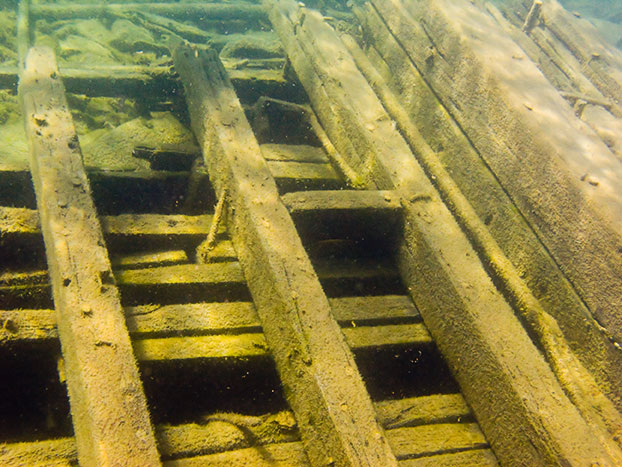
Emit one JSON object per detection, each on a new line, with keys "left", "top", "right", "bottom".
{"left": 0, "top": 394, "right": 482, "bottom": 465}
{"left": 30, "top": 3, "right": 268, "bottom": 23}
{"left": 282, "top": 189, "right": 401, "bottom": 213}
{"left": 371, "top": 0, "right": 622, "bottom": 347}
{"left": 0, "top": 64, "right": 297, "bottom": 102}
{"left": 264, "top": 0, "right": 622, "bottom": 464}
{"left": 352, "top": 1, "right": 622, "bottom": 406}
{"left": 170, "top": 40, "right": 397, "bottom": 466}
{"left": 18, "top": 47, "right": 160, "bottom": 466}
{"left": 0, "top": 208, "right": 211, "bottom": 238}
{"left": 0, "top": 295, "right": 420, "bottom": 343}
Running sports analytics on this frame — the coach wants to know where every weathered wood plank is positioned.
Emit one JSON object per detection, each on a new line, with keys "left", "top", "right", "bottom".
{"left": 110, "top": 249, "right": 189, "bottom": 269}
{"left": 133, "top": 323, "right": 431, "bottom": 361}
{"left": 0, "top": 437, "right": 76, "bottom": 467}
{"left": 372, "top": 0, "right": 622, "bottom": 348}
{"left": 282, "top": 189, "right": 401, "bottom": 213}
{"left": 354, "top": 0, "right": 622, "bottom": 415}
{"left": 30, "top": 3, "right": 268, "bottom": 23}
{"left": 0, "top": 295, "right": 420, "bottom": 342}
{"left": 163, "top": 442, "right": 309, "bottom": 467}
{"left": 0, "top": 395, "right": 479, "bottom": 465}
{"left": 171, "top": 40, "right": 397, "bottom": 466}
{"left": 0, "top": 63, "right": 293, "bottom": 99}
{"left": 260, "top": 143, "right": 329, "bottom": 163}
{"left": 398, "top": 449, "right": 498, "bottom": 467}
{"left": 0, "top": 259, "right": 403, "bottom": 308}
{"left": 1, "top": 208, "right": 212, "bottom": 238}
{"left": 388, "top": 423, "right": 489, "bottom": 460}
{"left": 18, "top": 47, "right": 160, "bottom": 466}
{"left": 133, "top": 333, "right": 269, "bottom": 361}
{"left": 268, "top": 160, "right": 343, "bottom": 191}
{"left": 375, "top": 394, "right": 471, "bottom": 430}
{"left": 265, "top": 0, "right": 622, "bottom": 464}
{"left": 115, "top": 262, "right": 251, "bottom": 305}
{"left": 488, "top": 1, "right": 622, "bottom": 160}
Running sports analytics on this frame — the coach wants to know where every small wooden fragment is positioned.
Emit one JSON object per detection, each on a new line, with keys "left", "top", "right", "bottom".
{"left": 18, "top": 47, "right": 160, "bottom": 467}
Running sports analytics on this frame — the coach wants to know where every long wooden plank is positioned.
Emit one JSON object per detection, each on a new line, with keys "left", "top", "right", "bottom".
{"left": 0, "top": 64, "right": 296, "bottom": 101}
{"left": 0, "top": 208, "right": 211, "bottom": 238}
{"left": 170, "top": 41, "right": 397, "bottom": 466}
{"left": 0, "top": 295, "right": 420, "bottom": 342}
{"left": 18, "top": 47, "right": 160, "bottom": 466}
{"left": 282, "top": 189, "right": 401, "bottom": 213}
{"left": 0, "top": 258, "right": 402, "bottom": 307}
{"left": 351, "top": 0, "right": 622, "bottom": 408}
{"left": 372, "top": 0, "right": 622, "bottom": 347}
{"left": 0, "top": 394, "right": 478, "bottom": 465}
{"left": 133, "top": 323, "right": 431, "bottom": 361}
{"left": 398, "top": 449, "right": 498, "bottom": 467}
{"left": 264, "top": 1, "right": 622, "bottom": 464}
{"left": 30, "top": 3, "right": 268, "bottom": 23}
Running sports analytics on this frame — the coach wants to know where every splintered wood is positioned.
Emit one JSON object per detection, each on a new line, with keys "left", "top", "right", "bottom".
{"left": 18, "top": 47, "right": 160, "bottom": 467}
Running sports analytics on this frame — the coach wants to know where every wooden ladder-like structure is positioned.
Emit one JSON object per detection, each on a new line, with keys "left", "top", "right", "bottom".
{"left": 1, "top": 0, "right": 622, "bottom": 466}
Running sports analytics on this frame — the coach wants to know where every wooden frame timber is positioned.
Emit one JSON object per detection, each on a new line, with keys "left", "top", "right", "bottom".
{"left": 263, "top": 0, "right": 622, "bottom": 464}
{"left": 169, "top": 39, "right": 397, "bottom": 466}
{"left": 350, "top": 0, "right": 622, "bottom": 415}
{"left": 368, "top": 0, "right": 622, "bottom": 348}
{"left": 18, "top": 47, "right": 160, "bottom": 466}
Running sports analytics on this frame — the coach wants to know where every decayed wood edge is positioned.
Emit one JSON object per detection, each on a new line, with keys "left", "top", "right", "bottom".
{"left": 169, "top": 40, "right": 397, "bottom": 466}
{"left": 0, "top": 295, "right": 420, "bottom": 342}
{"left": 372, "top": 0, "right": 622, "bottom": 347}
{"left": 345, "top": 6, "right": 622, "bottom": 439}
{"left": 353, "top": 1, "right": 622, "bottom": 410}
{"left": 132, "top": 323, "right": 431, "bottom": 361}
{"left": 18, "top": 47, "right": 160, "bottom": 466}
{"left": 0, "top": 394, "right": 481, "bottom": 465}
{"left": 263, "top": 0, "right": 622, "bottom": 463}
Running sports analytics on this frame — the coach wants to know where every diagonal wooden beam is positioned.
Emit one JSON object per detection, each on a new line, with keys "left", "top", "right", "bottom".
{"left": 19, "top": 47, "right": 160, "bottom": 467}
{"left": 263, "top": 0, "right": 622, "bottom": 464}
{"left": 169, "top": 40, "right": 397, "bottom": 466}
